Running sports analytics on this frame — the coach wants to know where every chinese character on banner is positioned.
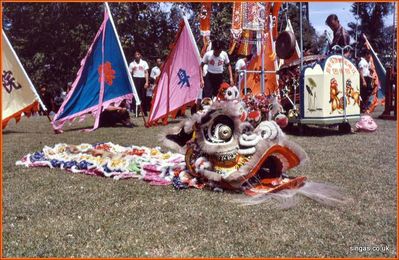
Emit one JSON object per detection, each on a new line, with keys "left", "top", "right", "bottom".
{"left": 2, "top": 70, "right": 22, "bottom": 94}
{"left": 177, "top": 69, "right": 190, "bottom": 88}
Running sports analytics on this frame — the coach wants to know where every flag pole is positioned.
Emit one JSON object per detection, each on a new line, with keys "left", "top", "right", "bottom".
{"left": 104, "top": 2, "right": 147, "bottom": 126}
{"left": 44, "top": 110, "right": 53, "bottom": 124}
{"left": 363, "top": 34, "right": 386, "bottom": 75}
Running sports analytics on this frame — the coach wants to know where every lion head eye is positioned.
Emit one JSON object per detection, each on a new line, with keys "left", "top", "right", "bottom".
{"left": 218, "top": 125, "right": 232, "bottom": 141}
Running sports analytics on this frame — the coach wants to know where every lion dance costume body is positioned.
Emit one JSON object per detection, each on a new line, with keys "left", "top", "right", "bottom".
{"left": 17, "top": 85, "right": 345, "bottom": 206}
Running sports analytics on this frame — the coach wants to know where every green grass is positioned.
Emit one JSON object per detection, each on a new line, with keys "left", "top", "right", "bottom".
{"left": 2, "top": 108, "right": 397, "bottom": 257}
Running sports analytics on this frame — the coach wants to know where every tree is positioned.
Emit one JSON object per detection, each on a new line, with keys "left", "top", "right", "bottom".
{"left": 347, "top": 2, "right": 394, "bottom": 60}
{"left": 3, "top": 3, "right": 103, "bottom": 92}
{"left": 314, "top": 31, "right": 329, "bottom": 55}
{"left": 2, "top": 3, "right": 181, "bottom": 93}
{"left": 172, "top": 3, "right": 232, "bottom": 52}
{"left": 108, "top": 3, "right": 178, "bottom": 62}
{"left": 380, "top": 25, "right": 397, "bottom": 67}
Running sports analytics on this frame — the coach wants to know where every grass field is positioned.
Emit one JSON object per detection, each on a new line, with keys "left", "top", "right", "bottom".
{"left": 2, "top": 108, "right": 397, "bottom": 258}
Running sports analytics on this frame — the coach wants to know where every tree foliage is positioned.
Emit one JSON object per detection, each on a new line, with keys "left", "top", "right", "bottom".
{"left": 3, "top": 3, "right": 180, "bottom": 93}
{"left": 174, "top": 3, "right": 232, "bottom": 52}
{"left": 3, "top": 3, "right": 103, "bottom": 92}
{"left": 108, "top": 3, "right": 180, "bottom": 61}
{"left": 347, "top": 2, "right": 394, "bottom": 60}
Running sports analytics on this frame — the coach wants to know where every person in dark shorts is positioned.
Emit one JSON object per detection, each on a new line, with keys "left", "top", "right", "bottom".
{"left": 148, "top": 57, "right": 163, "bottom": 113}
{"left": 200, "top": 40, "right": 234, "bottom": 99}
{"left": 129, "top": 50, "right": 149, "bottom": 116}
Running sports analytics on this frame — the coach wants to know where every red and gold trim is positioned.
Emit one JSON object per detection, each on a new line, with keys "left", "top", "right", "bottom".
{"left": 2, "top": 100, "right": 39, "bottom": 129}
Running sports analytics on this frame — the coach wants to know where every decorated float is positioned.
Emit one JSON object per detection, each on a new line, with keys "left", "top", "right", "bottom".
{"left": 229, "top": 2, "right": 361, "bottom": 134}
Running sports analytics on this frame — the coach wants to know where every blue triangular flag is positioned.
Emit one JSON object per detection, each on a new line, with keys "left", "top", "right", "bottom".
{"left": 52, "top": 3, "right": 140, "bottom": 132}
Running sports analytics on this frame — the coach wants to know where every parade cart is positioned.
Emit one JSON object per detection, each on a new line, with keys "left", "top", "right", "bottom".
{"left": 278, "top": 53, "right": 361, "bottom": 134}
{"left": 275, "top": 3, "right": 361, "bottom": 134}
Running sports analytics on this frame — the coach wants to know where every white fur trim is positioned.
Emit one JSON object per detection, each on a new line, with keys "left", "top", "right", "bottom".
{"left": 238, "top": 147, "right": 256, "bottom": 155}
{"left": 202, "top": 169, "right": 222, "bottom": 181}
{"left": 239, "top": 134, "right": 261, "bottom": 147}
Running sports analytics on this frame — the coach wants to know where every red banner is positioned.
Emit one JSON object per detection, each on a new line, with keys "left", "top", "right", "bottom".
{"left": 199, "top": 3, "right": 212, "bottom": 36}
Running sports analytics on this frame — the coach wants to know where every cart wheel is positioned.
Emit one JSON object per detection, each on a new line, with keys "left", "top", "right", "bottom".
{"left": 338, "top": 122, "right": 351, "bottom": 134}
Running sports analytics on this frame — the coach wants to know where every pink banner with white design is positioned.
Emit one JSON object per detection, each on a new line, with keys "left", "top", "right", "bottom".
{"left": 148, "top": 18, "right": 201, "bottom": 125}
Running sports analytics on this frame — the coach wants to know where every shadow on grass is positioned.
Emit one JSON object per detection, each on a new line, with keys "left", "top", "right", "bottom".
{"left": 2, "top": 130, "right": 45, "bottom": 135}
{"left": 147, "top": 118, "right": 185, "bottom": 126}
{"left": 3, "top": 130, "right": 28, "bottom": 134}
{"left": 285, "top": 125, "right": 356, "bottom": 137}
{"left": 62, "top": 124, "right": 139, "bottom": 133}
{"left": 167, "top": 119, "right": 184, "bottom": 124}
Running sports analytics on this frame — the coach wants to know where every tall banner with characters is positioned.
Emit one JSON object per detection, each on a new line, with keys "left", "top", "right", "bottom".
{"left": 199, "top": 2, "right": 212, "bottom": 56}
{"left": 363, "top": 34, "right": 386, "bottom": 113}
{"left": 241, "top": 31, "right": 278, "bottom": 96}
{"left": 301, "top": 55, "right": 360, "bottom": 121}
{"left": 2, "top": 30, "right": 44, "bottom": 129}
{"left": 242, "top": 2, "right": 270, "bottom": 31}
{"left": 199, "top": 3, "right": 211, "bottom": 37}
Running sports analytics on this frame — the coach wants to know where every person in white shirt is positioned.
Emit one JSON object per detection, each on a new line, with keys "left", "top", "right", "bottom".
{"left": 148, "top": 58, "right": 163, "bottom": 113}
{"left": 200, "top": 40, "right": 234, "bottom": 98}
{"left": 358, "top": 49, "right": 373, "bottom": 112}
{"left": 129, "top": 50, "right": 149, "bottom": 116}
{"left": 234, "top": 54, "right": 253, "bottom": 88}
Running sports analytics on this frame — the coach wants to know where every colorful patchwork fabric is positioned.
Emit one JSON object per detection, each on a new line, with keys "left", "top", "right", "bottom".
{"left": 16, "top": 143, "right": 190, "bottom": 185}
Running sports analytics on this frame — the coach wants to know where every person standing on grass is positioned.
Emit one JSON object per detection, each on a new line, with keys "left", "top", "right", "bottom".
{"left": 148, "top": 57, "right": 163, "bottom": 113}
{"left": 200, "top": 40, "right": 234, "bottom": 99}
{"left": 358, "top": 49, "right": 373, "bottom": 113}
{"left": 129, "top": 50, "right": 149, "bottom": 116}
{"left": 53, "top": 88, "right": 65, "bottom": 113}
